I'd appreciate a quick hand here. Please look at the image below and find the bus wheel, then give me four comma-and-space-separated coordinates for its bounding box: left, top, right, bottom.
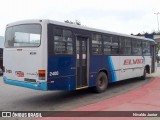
141, 68, 146, 80
94, 72, 108, 93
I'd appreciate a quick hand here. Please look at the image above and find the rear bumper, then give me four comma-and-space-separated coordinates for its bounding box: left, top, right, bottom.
3, 76, 47, 91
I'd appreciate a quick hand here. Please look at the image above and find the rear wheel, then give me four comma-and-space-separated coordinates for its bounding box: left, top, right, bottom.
93, 72, 108, 93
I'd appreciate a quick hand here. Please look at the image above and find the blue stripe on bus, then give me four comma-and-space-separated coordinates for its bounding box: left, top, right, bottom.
3, 76, 47, 91
108, 56, 117, 82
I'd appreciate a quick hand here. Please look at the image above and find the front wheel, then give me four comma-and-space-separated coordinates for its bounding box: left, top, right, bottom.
141, 68, 146, 80
93, 72, 108, 93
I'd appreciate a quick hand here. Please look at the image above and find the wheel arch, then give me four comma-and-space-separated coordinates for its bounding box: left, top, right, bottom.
98, 69, 108, 77
145, 65, 150, 74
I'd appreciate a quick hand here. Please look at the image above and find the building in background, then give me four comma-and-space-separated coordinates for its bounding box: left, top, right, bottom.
131, 32, 160, 42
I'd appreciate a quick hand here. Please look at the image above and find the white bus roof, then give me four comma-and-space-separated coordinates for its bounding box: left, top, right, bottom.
6, 19, 155, 43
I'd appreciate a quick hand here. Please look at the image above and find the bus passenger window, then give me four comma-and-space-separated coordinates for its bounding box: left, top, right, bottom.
142, 42, 151, 56
132, 39, 142, 55
92, 34, 102, 55
103, 35, 119, 55
120, 37, 131, 55
53, 28, 73, 54
104, 35, 111, 55
111, 36, 119, 55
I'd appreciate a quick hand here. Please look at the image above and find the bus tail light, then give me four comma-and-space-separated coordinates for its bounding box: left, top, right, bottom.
38, 70, 45, 80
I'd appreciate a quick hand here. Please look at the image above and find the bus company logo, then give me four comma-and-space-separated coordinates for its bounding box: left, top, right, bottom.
124, 59, 143, 65
15, 71, 24, 77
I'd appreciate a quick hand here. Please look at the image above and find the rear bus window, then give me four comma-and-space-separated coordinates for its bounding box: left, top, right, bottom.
5, 24, 41, 47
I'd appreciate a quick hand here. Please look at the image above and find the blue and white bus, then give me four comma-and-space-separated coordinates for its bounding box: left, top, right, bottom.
3, 19, 156, 93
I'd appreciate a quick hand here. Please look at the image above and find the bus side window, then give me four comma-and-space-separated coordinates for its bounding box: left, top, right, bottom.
103, 35, 111, 55
111, 36, 119, 55
92, 34, 102, 55
53, 28, 73, 54
132, 39, 142, 55
120, 37, 131, 55
142, 41, 151, 56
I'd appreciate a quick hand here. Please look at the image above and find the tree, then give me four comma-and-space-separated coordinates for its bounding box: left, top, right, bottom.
156, 43, 160, 63
64, 20, 81, 25
75, 20, 81, 25
156, 43, 160, 54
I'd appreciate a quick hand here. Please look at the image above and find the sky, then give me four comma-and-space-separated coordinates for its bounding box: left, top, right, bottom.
0, 0, 160, 37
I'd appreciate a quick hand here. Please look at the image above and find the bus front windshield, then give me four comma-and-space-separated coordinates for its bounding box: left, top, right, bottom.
5, 24, 41, 47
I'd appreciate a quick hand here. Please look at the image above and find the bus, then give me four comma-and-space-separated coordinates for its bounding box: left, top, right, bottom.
3, 19, 156, 93
0, 48, 3, 75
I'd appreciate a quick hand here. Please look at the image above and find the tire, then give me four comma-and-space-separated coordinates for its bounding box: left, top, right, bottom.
93, 72, 108, 93
141, 68, 146, 80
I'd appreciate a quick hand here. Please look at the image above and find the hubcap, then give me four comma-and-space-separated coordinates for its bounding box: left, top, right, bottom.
98, 76, 106, 89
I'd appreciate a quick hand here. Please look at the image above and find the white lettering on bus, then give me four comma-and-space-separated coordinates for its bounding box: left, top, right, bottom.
49, 71, 59, 76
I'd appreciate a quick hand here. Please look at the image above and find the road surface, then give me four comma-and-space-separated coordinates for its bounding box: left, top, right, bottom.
0, 67, 159, 111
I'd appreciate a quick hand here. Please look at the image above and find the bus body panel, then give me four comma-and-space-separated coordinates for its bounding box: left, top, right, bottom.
144, 56, 152, 73
89, 55, 152, 86
4, 49, 41, 81
89, 56, 120, 87
119, 56, 144, 80
3, 21, 48, 91
3, 48, 48, 90
47, 56, 76, 90
108, 56, 120, 82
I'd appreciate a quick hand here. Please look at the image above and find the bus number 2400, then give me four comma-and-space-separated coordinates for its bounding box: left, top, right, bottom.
49, 71, 59, 76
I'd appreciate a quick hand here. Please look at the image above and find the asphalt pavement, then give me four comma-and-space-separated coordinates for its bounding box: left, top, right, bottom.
37, 67, 160, 120
0, 72, 155, 112
0, 66, 160, 120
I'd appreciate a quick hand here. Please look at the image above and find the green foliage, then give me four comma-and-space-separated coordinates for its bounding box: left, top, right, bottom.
64, 20, 81, 25
156, 43, 160, 54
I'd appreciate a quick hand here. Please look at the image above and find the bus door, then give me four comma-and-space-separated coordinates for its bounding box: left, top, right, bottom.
151, 44, 156, 73
76, 36, 88, 88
